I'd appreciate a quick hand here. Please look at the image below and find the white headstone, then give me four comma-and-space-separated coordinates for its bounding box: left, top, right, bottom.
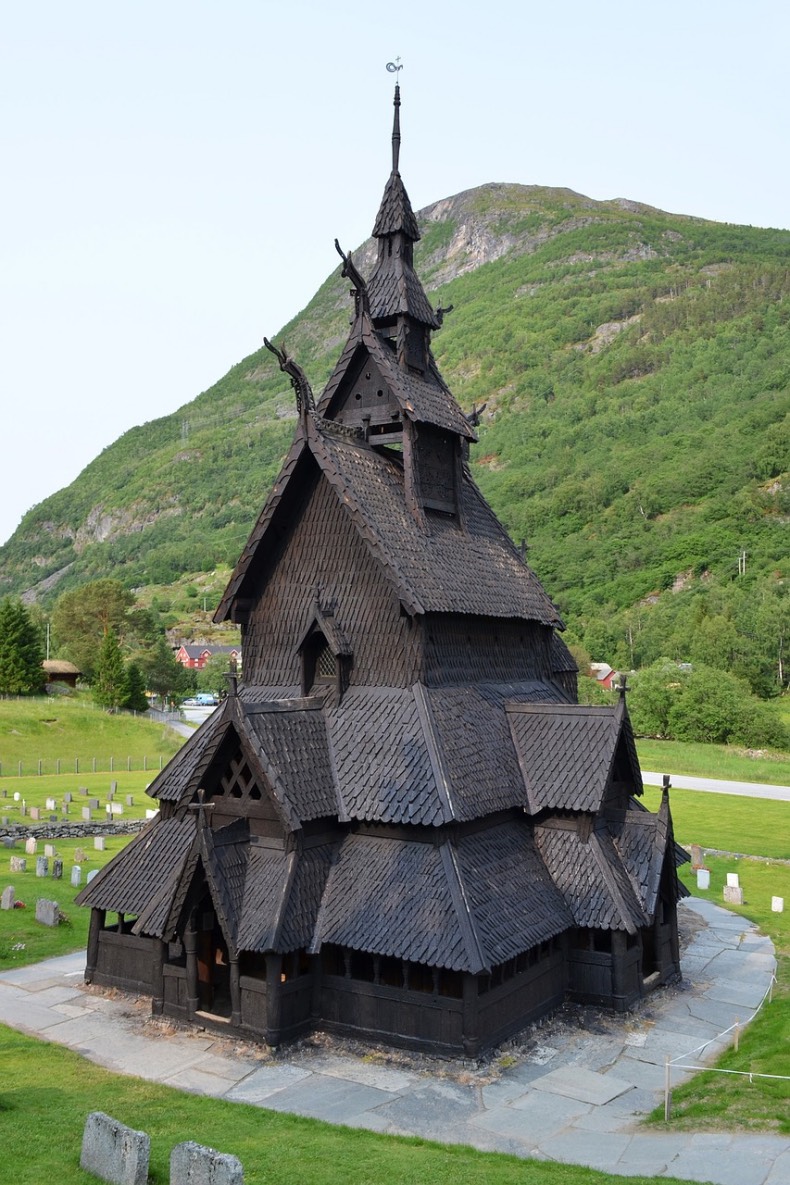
25, 837, 37, 855
44, 843, 55, 858
696, 868, 710, 890
87, 869, 99, 883
94, 836, 106, 851
13, 791, 20, 801
45, 798, 57, 811
726, 872, 740, 888
723, 884, 744, 905
772, 896, 784, 913
145, 809, 158, 819
71, 865, 82, 887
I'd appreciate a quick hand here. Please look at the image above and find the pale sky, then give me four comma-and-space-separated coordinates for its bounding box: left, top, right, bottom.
1, 0, 788, 548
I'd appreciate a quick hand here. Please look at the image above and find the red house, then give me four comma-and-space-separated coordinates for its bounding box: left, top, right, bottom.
174, 644, 241, 671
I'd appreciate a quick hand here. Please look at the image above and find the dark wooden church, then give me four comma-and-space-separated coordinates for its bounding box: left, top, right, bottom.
78, 88, 686, 1057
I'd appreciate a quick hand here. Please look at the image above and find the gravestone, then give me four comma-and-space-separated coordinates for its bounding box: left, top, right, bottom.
80, 1112, 150, 1185
170, 1141, 244, 1185
145, 809, 158, 820
88, 798, 100, 810
110, 803, 123, 816
29, 807, 41, 821
1, 820, 10, 830
13, 792, 20, 801
71, 865, 82, 888
52, 859, 63, 880
87, 869, 99, 883
110, 780, 118, 795
94, 836, 106, 851
25, 837, 37, 855
696, 868, 710, 890
74, 847, 86, 863
772, 896, 784, 913
723, 884, 744, 905
1, 886, 14, 910
9, 856, 26, 873
79, 786, 89, 795
36, 856, 49, 878
726, 872, 740, 888
125, 795, 134, 807
35, 899, 59, 926
82, 807, 92, 822
0, 788, 5, 797
45, 797, 57, 811
64, 792, 73, 803
690, 844, 703, 870
44, 843, 56, 858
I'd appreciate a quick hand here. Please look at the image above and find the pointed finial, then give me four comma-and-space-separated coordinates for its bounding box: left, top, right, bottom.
618, 674, 629, 700
386, 59, 403, 172
662, 773, 671, 799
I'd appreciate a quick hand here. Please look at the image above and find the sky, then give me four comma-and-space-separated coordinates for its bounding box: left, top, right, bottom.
1, 0, 788, 548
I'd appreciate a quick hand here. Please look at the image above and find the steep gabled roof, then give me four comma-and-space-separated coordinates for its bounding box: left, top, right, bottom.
75, 815, 196, 921
216, 414, 561, 627
316, 311, 473, 437
534, 817, 650, 933
507, 699, 642, 814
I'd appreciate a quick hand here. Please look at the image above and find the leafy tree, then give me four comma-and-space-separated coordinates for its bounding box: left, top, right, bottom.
195, 651, 236, 695
627, 659, 688, 738
121, 662, 149, 713
52, 579, 135, 680
0, 598, 45, 695
140, 637, 191, 704
92, 628, 127, 711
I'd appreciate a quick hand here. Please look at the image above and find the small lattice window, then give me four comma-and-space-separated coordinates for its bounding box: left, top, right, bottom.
314, 639, 336, 681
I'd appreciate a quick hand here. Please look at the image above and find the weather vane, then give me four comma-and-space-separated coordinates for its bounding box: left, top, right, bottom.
386, 57, 402, 75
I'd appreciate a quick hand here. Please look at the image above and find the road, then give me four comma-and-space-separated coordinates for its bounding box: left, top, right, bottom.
641, 770, 790, 803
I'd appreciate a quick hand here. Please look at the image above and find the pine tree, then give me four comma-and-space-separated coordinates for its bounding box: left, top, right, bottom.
0, 598, 45, 695
92, 628, 127, 711
121, 661, 149, 712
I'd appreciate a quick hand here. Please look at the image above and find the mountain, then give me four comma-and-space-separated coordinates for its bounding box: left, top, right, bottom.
1, 183, 788, 687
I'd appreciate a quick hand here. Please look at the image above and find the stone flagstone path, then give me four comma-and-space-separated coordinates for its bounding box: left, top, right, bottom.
0, 898, 787, 1184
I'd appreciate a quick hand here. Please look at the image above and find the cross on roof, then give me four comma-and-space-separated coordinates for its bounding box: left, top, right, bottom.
188, 787, 214, 826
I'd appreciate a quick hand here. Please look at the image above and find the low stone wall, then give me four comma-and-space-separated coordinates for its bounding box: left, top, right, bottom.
0, 820, 147, 842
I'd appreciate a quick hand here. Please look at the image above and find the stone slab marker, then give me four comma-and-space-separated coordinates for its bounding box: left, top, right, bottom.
25, 837, 37, 855
772, 896, 784, 913
9, 856, 26, 873
1, 886, 14, 910
35, 899, 60, 926
723, 884, 744, 905
696, 868, 710, 890
726, 872, 740, 888
44, 843, 56, 858
170, 1141, 244, 1185
35, 856, 49, 878
95, 836, 106, 851
71, 865, 82, 887
52, 859, 63, 880
80, 1111, 150, 1185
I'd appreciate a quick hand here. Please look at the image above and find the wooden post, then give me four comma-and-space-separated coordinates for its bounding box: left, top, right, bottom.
85, 908, 105, 983
462, 974, 479, 1058
184, 914, 199, 1015
265, 953, 283, 1046
230, 956, 242, 1027
152, 940, 166, 1015
734, 1018, 740, 1052
664, 1057, 671, 1121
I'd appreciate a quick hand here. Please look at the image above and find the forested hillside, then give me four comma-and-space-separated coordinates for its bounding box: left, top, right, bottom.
1, 184, 787, 694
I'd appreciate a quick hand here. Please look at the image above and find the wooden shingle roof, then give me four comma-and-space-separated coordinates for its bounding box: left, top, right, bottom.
507, 700, 642, 814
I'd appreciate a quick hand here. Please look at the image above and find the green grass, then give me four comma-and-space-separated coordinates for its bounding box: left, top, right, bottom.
1, 771, 161, 824
646, 857, 790, 1131
0, 696, 183, 776
0, 836, 133, 968
636, 738, 790, 787
642, 786, 790, 860
0, 1025, 696, 1185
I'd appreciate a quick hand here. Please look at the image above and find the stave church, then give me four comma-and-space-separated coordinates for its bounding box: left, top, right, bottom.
78, 86, 687, 1056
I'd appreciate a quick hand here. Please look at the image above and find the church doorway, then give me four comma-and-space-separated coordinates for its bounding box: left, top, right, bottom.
195, 903, 232, 1019
640, 923, 659, 987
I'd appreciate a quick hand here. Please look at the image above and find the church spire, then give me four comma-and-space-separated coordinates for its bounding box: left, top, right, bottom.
392, 83, 401, 174
369, 83, 438, 339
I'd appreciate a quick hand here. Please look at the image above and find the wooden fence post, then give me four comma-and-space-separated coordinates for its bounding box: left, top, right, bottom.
664, 1057, 671, 1121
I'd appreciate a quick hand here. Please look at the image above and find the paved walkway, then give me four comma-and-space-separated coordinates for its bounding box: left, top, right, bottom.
0, 899, 787, 1184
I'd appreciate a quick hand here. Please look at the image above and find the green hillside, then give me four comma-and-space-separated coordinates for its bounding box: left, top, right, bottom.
1, 184, 788, 692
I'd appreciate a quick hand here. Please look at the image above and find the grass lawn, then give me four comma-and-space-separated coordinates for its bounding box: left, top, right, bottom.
0, 1025, 696, 1185
0, 695, 183, 777
642, 786, 790, 861
636, 738, 790, 786
1, 771, 161, 825
0, 835, 133, 968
